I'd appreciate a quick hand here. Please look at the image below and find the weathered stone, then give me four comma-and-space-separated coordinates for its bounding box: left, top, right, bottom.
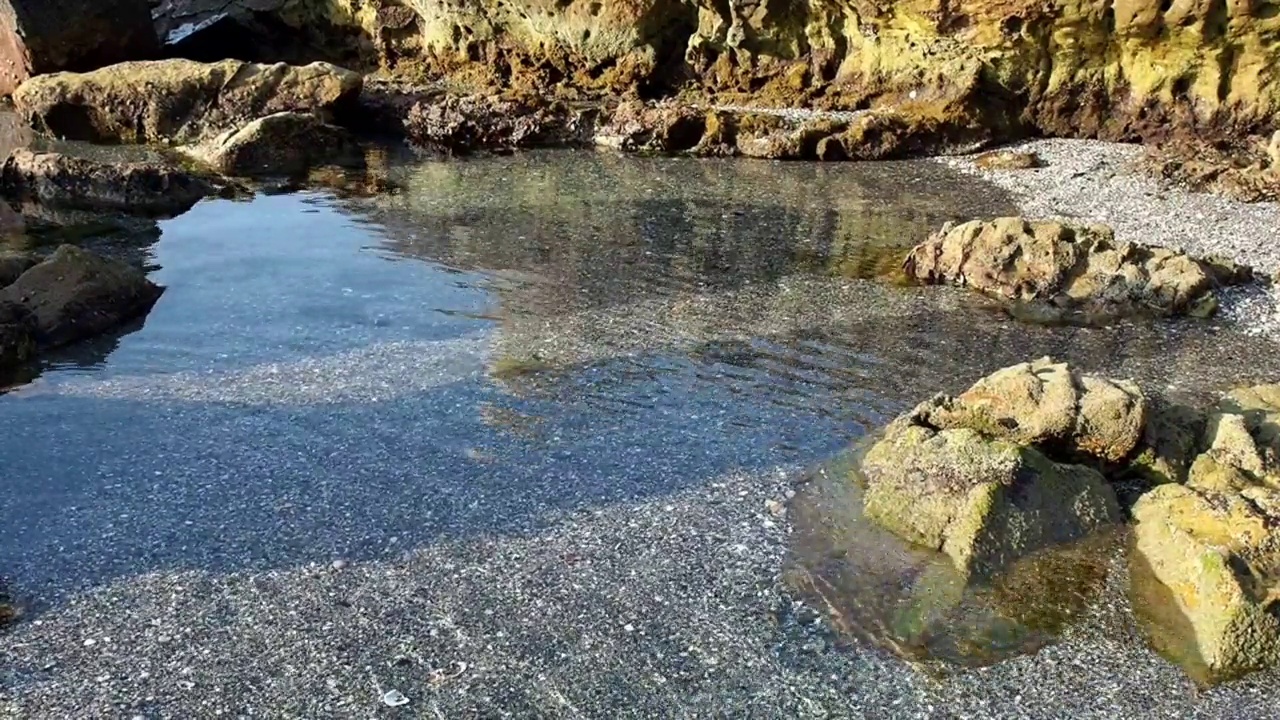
860, 417, 1120, 580
974, 150, 1043, 170
905, 218, 1243, 321
1131, 482, 1280, 683
917, 357, 1147, 464
182, 111, 361, 177
13, 59, 362, 145
403, 94, 580, 153
0, 0, 159, 96
593, 101, 707, 153
0, 149, 216, 216
2, 245, 163, 349
0, 249, 36, 287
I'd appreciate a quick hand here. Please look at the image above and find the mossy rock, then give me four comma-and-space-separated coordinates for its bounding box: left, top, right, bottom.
1130, 482, 1280, 684
860, 420, 1120, 580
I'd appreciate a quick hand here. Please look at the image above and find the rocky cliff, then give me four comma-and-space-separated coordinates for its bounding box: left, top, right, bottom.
230, 0, 1280, 144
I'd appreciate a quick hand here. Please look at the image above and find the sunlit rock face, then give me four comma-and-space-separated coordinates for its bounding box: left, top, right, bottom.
158, 0, 1280, 145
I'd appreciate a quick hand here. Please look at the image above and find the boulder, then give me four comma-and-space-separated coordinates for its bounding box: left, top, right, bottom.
181, 111, 361, 177
904, 218, 1247, 320
0, 249, 36, 287
2, 245, 163, 349
13, 59, 362, 144
0, 0, 159, 95
1131, 482, 1280, 682
860, 412, 1120, 579
913, 357, 1147, 464
0, 149, 217, 216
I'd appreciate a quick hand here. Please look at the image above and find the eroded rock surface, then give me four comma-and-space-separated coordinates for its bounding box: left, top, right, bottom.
2, 245, 163, 349
13, 59, 362, 144
904, 218, 1249, 321
858, 358, 1131, 579
0, 0, 158, 95
0, 149, 217, 216
1132, 481, 1280, 684
183, 111, 361, 177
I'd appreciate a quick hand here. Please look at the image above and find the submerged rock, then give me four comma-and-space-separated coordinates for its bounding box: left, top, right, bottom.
904, 217, 1248, 321
858, 359, 1131, 579
182, 111, 361, 177
0, 0, 159, 95
0, 149, 217, 216
788, 449, 1116, 669
13, 59, 362, 144
2, 245, 163, 349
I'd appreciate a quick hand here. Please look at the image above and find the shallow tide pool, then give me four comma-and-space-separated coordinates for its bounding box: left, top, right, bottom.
3, 150, 1280, 717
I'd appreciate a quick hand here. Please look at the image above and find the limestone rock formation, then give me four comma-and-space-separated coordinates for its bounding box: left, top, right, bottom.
904, 218, 1248, 321
0, 0, 158, 95
13, 59, 362, 144
917, 358, 1148, 464
403, 94, 582, 153
2, 245, 164, 349
182, 111, 361, 177
858, 359, 1132, 578
0, 149, 217, 216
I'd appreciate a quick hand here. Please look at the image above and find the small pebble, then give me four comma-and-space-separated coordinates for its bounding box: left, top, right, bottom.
382, 690, 410, 707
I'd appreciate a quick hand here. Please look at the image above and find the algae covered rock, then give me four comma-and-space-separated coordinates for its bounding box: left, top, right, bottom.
2, 245, 163, 349
1131, 482, 1280, 683
861, 419, 1119, 579
859, 360, 1133, 579
904, 217, 1246, 321
182, 111, 361, 177
0, 149, 217, 216
13, 59, 362, 144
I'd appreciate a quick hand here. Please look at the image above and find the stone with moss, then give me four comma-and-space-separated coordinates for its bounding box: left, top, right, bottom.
1131, 482, 1280, 683
860, 403, 1120, 579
